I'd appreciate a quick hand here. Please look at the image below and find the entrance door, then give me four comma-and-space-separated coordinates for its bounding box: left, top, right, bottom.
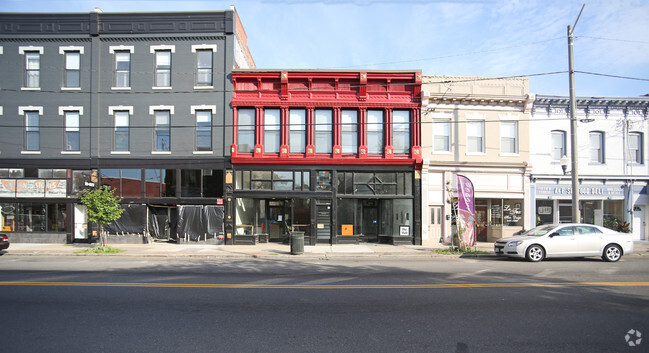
475, 205, 488, 241
633, 206, 646, 241
362, 205, 378, 242
316, 202, 331, 244
559, 203, 572, 223
74, 204, 88, 240
429, 206, 442, 243
268, 201, 287, 243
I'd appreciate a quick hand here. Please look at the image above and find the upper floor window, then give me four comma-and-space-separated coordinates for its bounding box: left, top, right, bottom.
24, 110, 40, 151
113, 111, 130, 152
629, 132, 644, 164
154, 50, 172, 87
551, 130, 566, 160
589, 131, 605, 164
289, 109, 306, 154
466, 120, 485, 153
264, 108, 281, 153
500, 121, 518, 154
196, 49, 213, 86
64, 111, 80, 151
341, 110, 358, 154
315, 109, 332, 154
21, 48, 42, 89
392, 110, 410, 154
195, 110, 212, 152
367, 110, 384, 155
154, 110, 171, 152
112, 50, 131, 88
433, 119, 451, 153
237, 108, 255, 153
60, 46, 83, 89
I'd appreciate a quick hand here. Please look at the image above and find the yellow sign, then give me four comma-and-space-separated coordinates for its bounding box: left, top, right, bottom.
341, 224, 353, 236
2, 226, 11, 231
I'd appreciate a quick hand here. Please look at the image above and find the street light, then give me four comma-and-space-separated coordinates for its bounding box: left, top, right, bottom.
560, 155, 570, 175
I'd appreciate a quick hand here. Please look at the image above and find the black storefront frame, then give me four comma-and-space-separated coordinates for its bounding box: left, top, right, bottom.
230, 165, 421, 245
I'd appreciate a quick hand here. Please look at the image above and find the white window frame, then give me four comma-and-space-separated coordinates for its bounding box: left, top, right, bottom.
366, 110, 384, 155
466, 120, 485, 154
431, 112, 452, 154
191, 44, 217, 89
19, 106, 43, 154
191, 105, 216, 154
109, 45, 134, 90
20, 46, 44, 91
109, 106, 133, 154
59, 46, 84, 90
589, 131, 605, 164
340, 110, 358, 154
263, 108, 281, 154
315, 109, 333, 154
150, 45, 175, 89
150, 105, 174, 154
629, 132, 643, 165
59, 106, 84, 154
551, 130, 567, 161
237, 108, 256, 154
500, 121, 519, 155
392, 110, 410, 154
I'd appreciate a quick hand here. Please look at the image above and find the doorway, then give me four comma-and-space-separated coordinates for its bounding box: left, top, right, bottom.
73, 204, 87, 240
633, 206, 646, 241
362, 200, 379, 242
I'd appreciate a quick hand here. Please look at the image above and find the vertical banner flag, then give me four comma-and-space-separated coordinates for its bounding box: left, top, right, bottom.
457, 174, 476, 247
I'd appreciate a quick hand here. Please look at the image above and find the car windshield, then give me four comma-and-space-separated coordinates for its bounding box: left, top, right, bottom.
524, 225, 557, 237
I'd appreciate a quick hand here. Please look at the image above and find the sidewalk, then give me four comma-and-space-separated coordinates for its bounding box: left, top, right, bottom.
3, 241, 648, 259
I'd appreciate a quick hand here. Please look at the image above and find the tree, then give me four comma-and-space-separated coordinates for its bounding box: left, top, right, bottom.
80, 186, 124, 247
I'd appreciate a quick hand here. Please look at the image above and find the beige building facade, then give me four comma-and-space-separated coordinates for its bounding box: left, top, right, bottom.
421, 75, 534, 245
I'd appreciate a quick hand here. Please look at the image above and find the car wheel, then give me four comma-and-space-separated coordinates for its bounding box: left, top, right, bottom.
525, 245, 545, 262
602, 244, 622, 262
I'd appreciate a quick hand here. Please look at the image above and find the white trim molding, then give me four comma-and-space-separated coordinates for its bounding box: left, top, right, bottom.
190, 105, 217, 114
58, 106, 84, 116
59, 46, 85, 55
108, 106, 134, 115
149, 105, 175, 115
109, 45, 134, 54
191, 44, 217, 53
19, 46, 44, 54
499, 112, 520, 121
19, 106, 44, 115
150, 45, 176, 53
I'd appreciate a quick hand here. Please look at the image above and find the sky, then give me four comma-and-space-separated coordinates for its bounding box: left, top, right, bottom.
2, 0, 648, 97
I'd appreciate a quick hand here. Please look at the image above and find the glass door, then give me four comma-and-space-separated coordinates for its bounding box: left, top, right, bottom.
74, 204, 88, 240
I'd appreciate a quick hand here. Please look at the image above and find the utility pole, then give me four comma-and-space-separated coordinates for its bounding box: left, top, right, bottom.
567, 4, 585, 223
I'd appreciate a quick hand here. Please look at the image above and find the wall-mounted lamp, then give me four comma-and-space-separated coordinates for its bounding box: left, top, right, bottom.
560, 155, 570, 175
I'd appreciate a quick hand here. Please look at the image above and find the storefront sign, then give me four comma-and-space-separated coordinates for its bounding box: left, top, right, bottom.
341, 224, 353, 236
457, 175, 476, 247
536, 185, 624, 198
0, 180, 16, 197
399, 226, 410, 236
16, 180, 46, 197
45, 180, 67, 198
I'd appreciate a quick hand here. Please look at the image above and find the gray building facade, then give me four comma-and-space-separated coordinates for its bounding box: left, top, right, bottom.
0, 9, 254, 243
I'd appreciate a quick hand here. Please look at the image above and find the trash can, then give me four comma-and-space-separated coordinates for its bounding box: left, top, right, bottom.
290, 231, 304, 255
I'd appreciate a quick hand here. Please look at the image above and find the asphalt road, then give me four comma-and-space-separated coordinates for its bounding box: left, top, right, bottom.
1, 256, 648, 353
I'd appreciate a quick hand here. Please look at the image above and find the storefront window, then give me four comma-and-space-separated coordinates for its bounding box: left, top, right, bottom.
181, 169, 201, 197
235, 198, 255, 235
316, 171, 331, 191
489, 199, 523, 226
393, 199, 412, 236
536, 200, 553, 226
603, 200, 624, 230
0, 202, 66, 232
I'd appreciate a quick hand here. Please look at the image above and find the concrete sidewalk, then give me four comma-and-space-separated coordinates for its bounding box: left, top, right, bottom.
2, 241, 648, 259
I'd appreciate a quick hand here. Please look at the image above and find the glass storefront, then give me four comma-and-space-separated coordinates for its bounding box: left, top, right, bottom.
0, 202, 67, 233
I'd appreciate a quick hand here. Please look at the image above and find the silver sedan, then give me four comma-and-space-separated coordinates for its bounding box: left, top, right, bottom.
494, 223, 634, 262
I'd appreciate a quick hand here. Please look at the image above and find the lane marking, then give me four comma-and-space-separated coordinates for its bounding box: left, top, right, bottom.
1, 281, 649, 289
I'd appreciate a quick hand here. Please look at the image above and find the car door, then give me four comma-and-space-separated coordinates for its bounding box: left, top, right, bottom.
543, 225, 576, 256
574, 225, 604, 255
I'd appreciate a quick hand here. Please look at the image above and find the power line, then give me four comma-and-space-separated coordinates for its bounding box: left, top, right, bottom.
575, 71, 649, 82
578, 35, 649, 45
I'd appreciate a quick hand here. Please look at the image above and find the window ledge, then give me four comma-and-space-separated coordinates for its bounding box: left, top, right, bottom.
21, 87, 41, 91
466, 152, 486, 156
194, 86, 214, 90
152, 151, 171, 155
21, 150, 41, 154
193, 151, 213, 155
111, 151, 131, 155
152, 86, 172, 90
499, 153, 520, 157
111, 87, 131, 91
61, 87, 81, 91
61, 151, 81, 154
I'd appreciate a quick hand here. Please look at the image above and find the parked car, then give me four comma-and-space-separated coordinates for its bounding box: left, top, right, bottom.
0, 234, 9, 251
494, 224, 634, 262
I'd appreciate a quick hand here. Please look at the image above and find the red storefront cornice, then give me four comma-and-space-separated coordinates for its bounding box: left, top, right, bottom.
231, 156, 419, 167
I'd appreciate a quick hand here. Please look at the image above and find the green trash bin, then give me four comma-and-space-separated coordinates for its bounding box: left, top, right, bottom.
290, 231, 304, 255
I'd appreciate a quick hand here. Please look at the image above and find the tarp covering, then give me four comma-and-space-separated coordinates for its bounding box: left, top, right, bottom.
105, 204, 147, 234
176, 205, 224, 241
148, 206, 177, 240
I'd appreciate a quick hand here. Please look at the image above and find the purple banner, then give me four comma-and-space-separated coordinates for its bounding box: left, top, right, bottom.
457, 175, 476, 247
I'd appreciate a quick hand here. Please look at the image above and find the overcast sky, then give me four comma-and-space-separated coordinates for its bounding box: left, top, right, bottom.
2, 0, 648, 97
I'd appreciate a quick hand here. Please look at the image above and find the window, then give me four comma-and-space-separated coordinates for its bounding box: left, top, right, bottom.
145, 169, 176, 197
24, 111, 40, 151
367, 110, 384, 154
64, 51, 80, 88
315, 109, 332, 154
154, 111, 171, 151
289, 109, 306, 153
500, 121, 518, 154
433, 119, 451, 152
629, 132, 643, 164
113, 111, 130, 151
196, 49, 213, 86
64, 111, 80, 151
154, 50, 171, 87
237, 108, 255, 153
196, 111, 212, 151
264, 109, 280, 153
341, 110, 358, 154
100, 169, 141, 197
466, 120, 484, 153
392, 110, 410, 154
551, 130, 566, 160
25, 51, 40, 88
114, 51, 130, 88
589, 131, 604, 163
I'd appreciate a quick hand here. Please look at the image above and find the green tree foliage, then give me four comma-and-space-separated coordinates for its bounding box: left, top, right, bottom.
80, 186, 124, 246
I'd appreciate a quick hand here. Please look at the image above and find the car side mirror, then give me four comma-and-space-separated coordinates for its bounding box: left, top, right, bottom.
549, 232, 559, 238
